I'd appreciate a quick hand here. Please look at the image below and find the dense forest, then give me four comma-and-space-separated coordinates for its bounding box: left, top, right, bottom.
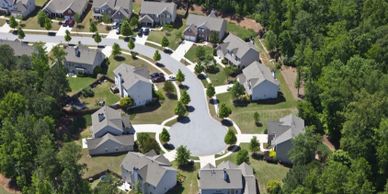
0, 44, 94, 193
195, 0, 388, 193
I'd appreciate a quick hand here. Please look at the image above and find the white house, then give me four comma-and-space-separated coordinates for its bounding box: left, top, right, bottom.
238, 61, 279, 101
113, 64, 153, 106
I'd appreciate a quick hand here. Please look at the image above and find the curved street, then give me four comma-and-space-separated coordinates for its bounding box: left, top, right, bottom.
0, 32, 227, 156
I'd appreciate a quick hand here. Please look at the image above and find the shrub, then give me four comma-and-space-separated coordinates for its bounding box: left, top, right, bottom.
120, 96, 134, 110
221, 58, 228, 64
155, 90, 165, 101
236, 149, 249, 165
205, 64, 219, 74
137, 133, 161, 154
224, 65, 239, 76
81, 87, 94, 97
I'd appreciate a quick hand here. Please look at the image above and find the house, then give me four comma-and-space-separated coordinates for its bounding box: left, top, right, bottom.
238, 61, 279, 101
198, 161, 257, 194
86, 105, 135, 156
184, 12, 226, 42
114, 64, 153, 106
121, 150, 177, 194
0, 0, 35, 18
64, 45, 105, 75
92, 0, 132, 23
43, 0, 88, 19
267, 114, 305, 164
217, 33, 260, 68
90, 105, 133, 138
139, 1, 176, 27
0, 39, 34, 56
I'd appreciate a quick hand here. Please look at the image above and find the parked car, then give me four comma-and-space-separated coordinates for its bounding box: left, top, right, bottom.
150, 72, 164, 78
112, 22, 120, 29
152, 76, 165, 83
166, 75, 176, 81
142, 27, 150, 35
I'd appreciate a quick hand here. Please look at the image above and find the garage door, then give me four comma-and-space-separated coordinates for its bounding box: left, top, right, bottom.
184, 35, 196, 42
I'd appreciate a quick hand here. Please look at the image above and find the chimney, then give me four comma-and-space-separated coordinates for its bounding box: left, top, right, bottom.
98, 113, 105, 122
75, 46, 80, 57
223, 168, 230, 183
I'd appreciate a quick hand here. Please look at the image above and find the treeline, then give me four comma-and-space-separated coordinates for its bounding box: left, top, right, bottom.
0, 44, 109, 193
249, 0, 388, 193
190, 0, 259, 16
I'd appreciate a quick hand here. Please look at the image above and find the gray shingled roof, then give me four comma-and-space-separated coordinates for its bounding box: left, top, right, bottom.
44, 0, 88, 15
218, 33, 257, 58
65, 45, 105, 66
186, 13, 226, 32
199, 161, 257, 193
86, 133, 134, 150
91, 105, 132, 137
113, 64, 151, 91
121, 152, 175, 187
239, 61, 279, 91
268, 114, 305, 145
0, 40, 34, 56
140, 1, 176, 15
93, 0, 132, 18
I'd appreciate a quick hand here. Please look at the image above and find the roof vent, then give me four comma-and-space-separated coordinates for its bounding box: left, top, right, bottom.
98, 113, 105, 122
223, 168, 230, 183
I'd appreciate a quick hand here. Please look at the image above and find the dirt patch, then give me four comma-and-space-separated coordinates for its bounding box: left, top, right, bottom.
177, 4, 263, 32
0, 174, 20, 194
322, 135, 336, 151
280, 66, 304, 100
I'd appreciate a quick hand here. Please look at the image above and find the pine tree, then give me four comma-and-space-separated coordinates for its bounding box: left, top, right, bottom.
224, 128, 237, 145
180, 90, 191, 105
160, 128, 170, 144
153, 50, 161, 61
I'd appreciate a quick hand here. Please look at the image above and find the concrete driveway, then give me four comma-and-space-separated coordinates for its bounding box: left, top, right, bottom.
0, 32, 227, 156
171, 40, 193, 61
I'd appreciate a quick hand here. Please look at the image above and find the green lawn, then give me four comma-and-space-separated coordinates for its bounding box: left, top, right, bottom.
217, 144, 289, 194
80, 81, 120, 108
147, 18, 186, 50
107, 55, 159, 79
227, 22, 256, 40
0, 19, 6, 26
216, 72, 297, 133
0, 186, 12, 194
21, 15, 61, 30
166, 162, 200, 194
67, 76, 96, 95
129, 82, 178, 124
79, 149, 126, 178
35, 0, 47, 7
184, 45, 214, 64
206, 64, 229, 86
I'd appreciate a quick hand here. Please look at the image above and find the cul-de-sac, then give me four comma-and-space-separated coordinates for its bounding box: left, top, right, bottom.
0, 0, 387, 194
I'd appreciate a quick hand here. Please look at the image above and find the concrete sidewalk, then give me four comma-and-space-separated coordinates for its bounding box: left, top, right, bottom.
57, 26, 72, 36
171, 40, 193, 61
215, 84, 232, 94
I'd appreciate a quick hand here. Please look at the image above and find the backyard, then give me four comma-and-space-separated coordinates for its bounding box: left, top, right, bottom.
216, 71, 297, 133
147, 17, 186, 50
227, 22, 257, 40
166, 162, 200, 194
79, 149, 126, 178
79, 80, 120, 109
67, 76, 96, 95
217, 144, 289, 194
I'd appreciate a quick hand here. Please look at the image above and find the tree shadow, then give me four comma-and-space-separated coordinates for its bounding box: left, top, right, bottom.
166, 182, 184, 194
186, 106, 195, 112
197, 74, 206, 80
127, 101, 162, 114
227, 145, 240, 152
209, 98, 219, 105
164, 49, 173, 54
177, 116, 190, 124
156, 62, 165, 68
163, 143, 175, 151
178, 161, 196, 172
114, 55, 125, 62
166, 93, 177, 100
179, 84, 189, 90
221, 119, 233, 127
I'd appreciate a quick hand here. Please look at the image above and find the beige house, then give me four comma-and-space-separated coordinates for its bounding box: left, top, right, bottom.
92, 0, 132, 23
184, 11, 226, 42
64, 45, 105, 75
139, 1, 176, 27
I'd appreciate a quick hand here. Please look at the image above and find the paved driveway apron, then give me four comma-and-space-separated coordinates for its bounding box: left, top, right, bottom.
0, 32, 227, 156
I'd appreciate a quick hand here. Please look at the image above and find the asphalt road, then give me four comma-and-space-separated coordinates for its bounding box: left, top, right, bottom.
0, 32, 227, 156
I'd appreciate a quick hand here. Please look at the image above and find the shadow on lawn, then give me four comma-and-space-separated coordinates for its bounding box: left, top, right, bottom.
127, 101, 162, 114
233, 92, 286, 107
